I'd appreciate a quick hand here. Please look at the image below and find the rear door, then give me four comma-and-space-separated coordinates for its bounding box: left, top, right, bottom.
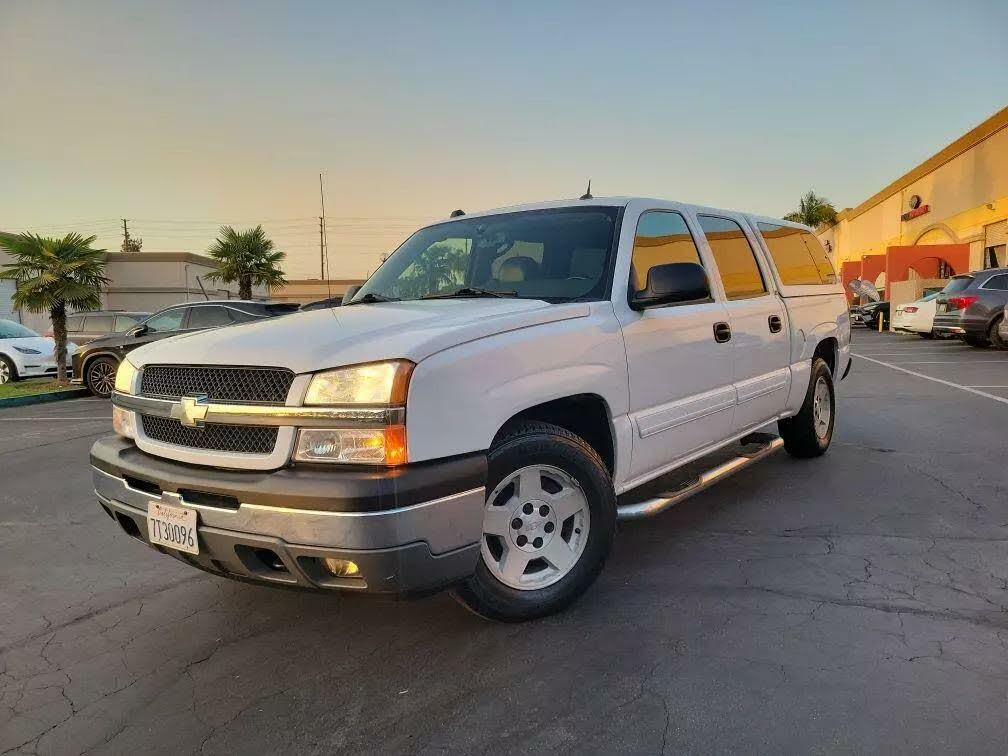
694, 213, 790, 430
617, 208, 735, 481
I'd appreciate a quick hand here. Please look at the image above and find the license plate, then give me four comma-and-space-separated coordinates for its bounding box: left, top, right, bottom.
147, 501, 199, 555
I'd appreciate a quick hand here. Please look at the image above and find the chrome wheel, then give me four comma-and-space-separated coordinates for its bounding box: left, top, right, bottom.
0, 360, 11, 384
481, 464, 590, 590
88, 360, 117, 396
812, 376, 831, 440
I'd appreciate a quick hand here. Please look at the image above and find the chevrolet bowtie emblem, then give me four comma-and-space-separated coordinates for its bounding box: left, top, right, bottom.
170, 394, 209, 428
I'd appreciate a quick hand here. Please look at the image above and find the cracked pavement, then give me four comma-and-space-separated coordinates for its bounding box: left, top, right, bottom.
2, 331, 1007, 754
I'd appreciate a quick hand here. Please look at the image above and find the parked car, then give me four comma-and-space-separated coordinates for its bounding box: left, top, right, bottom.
999, 304, 1008, 346
73, 300, 299, 397
891, 292, 940, 338
933, 268, 1008, 348
92, 197, 850, 621
851, 300, 890, 329
47, 310, 149, 344
0, 319, 77, 384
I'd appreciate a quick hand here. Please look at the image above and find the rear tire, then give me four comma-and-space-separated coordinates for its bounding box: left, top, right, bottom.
452, 421, 615, 622
964, 334, 989, 348
0, 355, 18, 384
989, 317, 1007, 350
778, 357, 834, 459
85, 356, 119, 397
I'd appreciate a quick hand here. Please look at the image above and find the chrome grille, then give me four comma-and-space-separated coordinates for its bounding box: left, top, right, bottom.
141, 415, 278, 454
140, 365, 294, 404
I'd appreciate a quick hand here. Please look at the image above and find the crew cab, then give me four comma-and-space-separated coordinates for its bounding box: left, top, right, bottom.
91, 198, 850, 621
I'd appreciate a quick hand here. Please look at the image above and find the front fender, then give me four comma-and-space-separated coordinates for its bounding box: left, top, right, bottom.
405, 304, 628, 464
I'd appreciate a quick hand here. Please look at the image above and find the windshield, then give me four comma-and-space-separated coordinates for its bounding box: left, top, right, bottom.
0, 319, 40, 339
351, 206, 621, 304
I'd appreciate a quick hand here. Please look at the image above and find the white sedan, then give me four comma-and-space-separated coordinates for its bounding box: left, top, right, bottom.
0, 319, 78, 384
891, 293, 940, 338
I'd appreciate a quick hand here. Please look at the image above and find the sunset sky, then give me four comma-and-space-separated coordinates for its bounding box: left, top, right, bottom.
2, 0, 1006, 280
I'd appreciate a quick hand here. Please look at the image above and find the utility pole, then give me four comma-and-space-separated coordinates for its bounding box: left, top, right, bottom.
319, 217, 325, 279
122, 219, 130, 247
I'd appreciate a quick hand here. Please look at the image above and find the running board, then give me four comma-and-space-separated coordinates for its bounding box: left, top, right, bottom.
616, 434, 785, 521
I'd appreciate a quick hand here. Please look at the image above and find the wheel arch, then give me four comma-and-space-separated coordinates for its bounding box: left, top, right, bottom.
812, 336, 839, 376
80, 351, 121, 380
491, 393, 616, 475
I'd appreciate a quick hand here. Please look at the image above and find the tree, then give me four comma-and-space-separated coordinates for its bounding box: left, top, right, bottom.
0, 232, 110, 383
121, 234, 143, 254
204, 225, 286, 300
783, 190, 838, 229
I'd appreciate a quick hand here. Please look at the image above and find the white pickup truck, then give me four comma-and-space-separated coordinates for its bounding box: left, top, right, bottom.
93, 197, 850, 621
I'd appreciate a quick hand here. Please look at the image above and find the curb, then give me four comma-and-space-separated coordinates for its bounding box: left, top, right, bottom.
0, 388, 91, 409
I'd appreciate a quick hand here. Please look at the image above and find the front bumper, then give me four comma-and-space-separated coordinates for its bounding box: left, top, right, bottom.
91, 436, 487, 594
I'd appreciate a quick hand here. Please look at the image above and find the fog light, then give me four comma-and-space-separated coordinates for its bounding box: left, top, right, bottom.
323, 558, 360, 578
112, 405, 136, 439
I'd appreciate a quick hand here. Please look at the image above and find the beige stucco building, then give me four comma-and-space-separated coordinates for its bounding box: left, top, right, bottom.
817, 106, 1008, 305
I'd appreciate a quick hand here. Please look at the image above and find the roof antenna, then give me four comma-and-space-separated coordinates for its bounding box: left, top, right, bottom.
450, 209, 465, 217
319, 172, 332, 301
579, 180, 592, 200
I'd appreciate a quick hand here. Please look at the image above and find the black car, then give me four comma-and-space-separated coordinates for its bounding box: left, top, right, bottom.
72, 300, 299, 396
932, 268, 1008, 348
851, 300, 890, 329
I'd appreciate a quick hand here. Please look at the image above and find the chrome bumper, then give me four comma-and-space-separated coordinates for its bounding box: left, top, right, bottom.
93, 466, 484, 593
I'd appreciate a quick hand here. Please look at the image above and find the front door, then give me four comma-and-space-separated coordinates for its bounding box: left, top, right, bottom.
694, 214, 790, 429
617, 209, 735, 482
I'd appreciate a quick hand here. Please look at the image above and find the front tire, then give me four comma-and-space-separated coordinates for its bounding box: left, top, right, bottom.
453, 421, 615, 622
778, 357, 835, 458
0, 355, 18, 384
85, 356, 119, 397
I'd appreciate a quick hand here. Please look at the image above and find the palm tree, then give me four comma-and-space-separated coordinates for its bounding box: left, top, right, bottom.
0, 232, 110, 383
784, 190, 838, 229
203, 226, 286, 299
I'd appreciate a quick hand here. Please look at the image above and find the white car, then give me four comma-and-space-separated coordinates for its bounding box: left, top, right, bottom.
0, 319, 78, 383
93, 197, 850, 621
892, 293, 940, 338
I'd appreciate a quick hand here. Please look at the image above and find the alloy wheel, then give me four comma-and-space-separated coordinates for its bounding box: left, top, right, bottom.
89, 361, 117, 396
812, 376, 831, 440
480, 464, 590, 590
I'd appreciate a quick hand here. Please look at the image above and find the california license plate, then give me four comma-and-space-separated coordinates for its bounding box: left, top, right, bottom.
147, 501, 199, 555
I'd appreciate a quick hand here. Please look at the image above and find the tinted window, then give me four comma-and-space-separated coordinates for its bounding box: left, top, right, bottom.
187, 306, 233, 329
352, 207, 619, 303
698, 215, 767, 300
982, 274, 1008, 290
66, 315, 84, 332
942, 277, 974, 294
144, 308, 187, 333
630, 211, 703, 291
84, 315, 114, 333
114, 315, 140, 331
801, 232, 837, 283
757, 222, 823, 285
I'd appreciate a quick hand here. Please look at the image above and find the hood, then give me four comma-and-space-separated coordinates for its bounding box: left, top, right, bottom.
127, 299, 590, 374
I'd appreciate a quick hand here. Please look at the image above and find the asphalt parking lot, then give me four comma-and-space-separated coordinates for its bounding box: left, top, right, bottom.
2, 330, 1007, 755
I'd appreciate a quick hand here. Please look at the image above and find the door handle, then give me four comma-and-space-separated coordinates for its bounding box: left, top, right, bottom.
768, 314, 783, 333
713, 322, 732, 343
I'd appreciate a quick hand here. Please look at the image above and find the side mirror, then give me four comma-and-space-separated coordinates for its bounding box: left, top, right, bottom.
342, 285, 361, 304
128, 325, 147, 337
630, 262, 711, 310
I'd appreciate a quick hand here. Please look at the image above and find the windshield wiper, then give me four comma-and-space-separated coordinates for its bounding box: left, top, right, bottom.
422, 287, 517, 300
347, 292, 399, 305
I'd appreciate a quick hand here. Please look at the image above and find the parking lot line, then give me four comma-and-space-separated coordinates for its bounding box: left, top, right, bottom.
0, 416, 110, 421
852, 353, 1008, 406
881, 360, 1008, 364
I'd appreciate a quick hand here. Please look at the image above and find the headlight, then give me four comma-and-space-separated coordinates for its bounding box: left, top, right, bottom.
304, 360, 413, 405
112, 406, 136, 439
294, 426, 407, 465
114, 359, 138, 394
13, 346, 42, 355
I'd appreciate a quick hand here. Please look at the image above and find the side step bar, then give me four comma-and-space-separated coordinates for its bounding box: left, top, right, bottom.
616, 434, 785, 521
